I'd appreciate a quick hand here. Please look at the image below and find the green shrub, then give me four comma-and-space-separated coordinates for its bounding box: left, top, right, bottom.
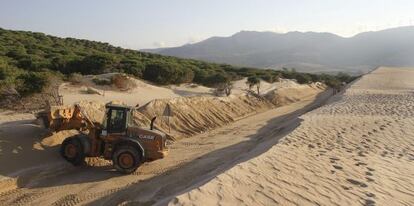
143, 61, 193, 84
204, 73, 230, 87
295, 73, 312, 84
120, 60, 145, 78
0, 67, 6, 80
16, 72, 49, 95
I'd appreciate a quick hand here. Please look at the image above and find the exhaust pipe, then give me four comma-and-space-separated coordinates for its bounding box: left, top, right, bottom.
150, 117, 156, 130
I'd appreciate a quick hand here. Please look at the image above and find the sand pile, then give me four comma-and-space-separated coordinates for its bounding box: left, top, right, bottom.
48, 93, 274, 140
60, 74, 181, 107
232, 78, 304, 94
169, 67, 414, 206
60, 81, 324, 140
138, 94, 274, 140
264, 82, 326, 106
76, 100, 107, 124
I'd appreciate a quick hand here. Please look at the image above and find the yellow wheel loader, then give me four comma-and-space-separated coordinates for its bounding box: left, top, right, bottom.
37, 102, 168, 174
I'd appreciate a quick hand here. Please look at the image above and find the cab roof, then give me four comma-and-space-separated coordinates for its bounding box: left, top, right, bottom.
105, 103, 133, 110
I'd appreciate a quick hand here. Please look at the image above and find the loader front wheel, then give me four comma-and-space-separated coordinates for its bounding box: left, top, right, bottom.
112, 145, 141, 174
60, 137, 85, 166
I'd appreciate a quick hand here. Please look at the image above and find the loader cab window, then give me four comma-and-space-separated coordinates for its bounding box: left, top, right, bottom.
107, 108, 127, 133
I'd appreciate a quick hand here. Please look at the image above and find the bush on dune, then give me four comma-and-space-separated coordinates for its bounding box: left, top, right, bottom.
16, 72, 49, 96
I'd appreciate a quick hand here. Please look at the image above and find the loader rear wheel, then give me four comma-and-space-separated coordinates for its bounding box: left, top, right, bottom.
60, 137, 85, 166
112, 145, 142, 174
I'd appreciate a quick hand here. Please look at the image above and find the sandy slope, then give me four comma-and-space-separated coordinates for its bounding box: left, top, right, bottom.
60, 76, 181, 106
169, 67, 414, 206
60, 74, 305, 107
0, 77, 329, 205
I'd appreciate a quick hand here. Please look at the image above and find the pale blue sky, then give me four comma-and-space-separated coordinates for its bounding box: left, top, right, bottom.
1, 0, 413, 49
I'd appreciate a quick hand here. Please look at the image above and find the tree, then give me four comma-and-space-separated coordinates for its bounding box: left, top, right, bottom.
78, 54, 118, 74
16, 72, 49, 96
336, 72, 352, 83
224, 82, 233, 96
206, 73, 233, 96
295, 73, 312, 84
176, 67, 195, 83
120, 59, 145, 78
143, 61, 182, 84
260, 73, 274, 83
0, 59, 7, 80
247, 76, 261, 95
0, 68, 5, 81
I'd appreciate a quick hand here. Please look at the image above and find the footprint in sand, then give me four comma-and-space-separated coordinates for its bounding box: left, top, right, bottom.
358, 151, 366, 157
364, 199, 376, 206
366, 192, 376, 198
346, 179, 368, 188
355, 162, 367, 166
366, 177, 375, 182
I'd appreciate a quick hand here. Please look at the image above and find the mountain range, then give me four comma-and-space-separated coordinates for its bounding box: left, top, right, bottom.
143, 26, 414, 74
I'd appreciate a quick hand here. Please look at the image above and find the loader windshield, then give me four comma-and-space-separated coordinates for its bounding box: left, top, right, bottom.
108, 109, 126, 133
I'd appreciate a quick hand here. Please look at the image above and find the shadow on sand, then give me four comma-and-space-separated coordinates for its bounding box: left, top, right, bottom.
0, 119, 125, 188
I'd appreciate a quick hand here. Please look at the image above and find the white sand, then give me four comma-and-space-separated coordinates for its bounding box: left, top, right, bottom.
168, 67, 414, 206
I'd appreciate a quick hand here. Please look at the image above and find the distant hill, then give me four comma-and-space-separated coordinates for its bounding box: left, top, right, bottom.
146, 26, 414, 74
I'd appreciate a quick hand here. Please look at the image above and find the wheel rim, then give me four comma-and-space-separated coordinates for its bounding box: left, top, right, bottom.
119, 153, 134, 169
65, 144, 77, 158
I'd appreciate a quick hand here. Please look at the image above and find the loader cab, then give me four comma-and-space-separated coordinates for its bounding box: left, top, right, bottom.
103, 104, 132, 134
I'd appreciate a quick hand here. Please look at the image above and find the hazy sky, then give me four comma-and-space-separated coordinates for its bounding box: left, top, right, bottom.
1, 0, 413, 49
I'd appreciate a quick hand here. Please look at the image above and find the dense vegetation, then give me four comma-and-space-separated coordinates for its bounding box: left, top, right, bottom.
0, 28, 357, 97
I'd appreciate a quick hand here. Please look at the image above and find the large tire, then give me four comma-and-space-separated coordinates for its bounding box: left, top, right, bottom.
112, 144, 142, 174
60, 136, 86, 166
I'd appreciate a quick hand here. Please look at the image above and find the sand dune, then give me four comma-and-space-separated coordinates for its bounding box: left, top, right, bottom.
60, 74, 305, 107
138, 94, 274, 140
60, 75, 181, 106
168, 67, 414, 206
